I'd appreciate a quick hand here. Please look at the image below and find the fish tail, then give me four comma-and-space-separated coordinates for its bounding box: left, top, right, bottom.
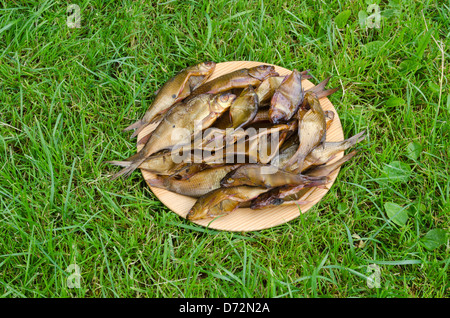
130, 122, 148, 139
342, 130, 367, 149
286, 153, 305, 173
104, 160, 132, 167
108, 152, 146, 181
136, 112, 166, 145
308, 150, 359, 178
305, 176, 329, 187
123, 119, 144, 133
300, 69, 313, 80
307, 76, 340, 99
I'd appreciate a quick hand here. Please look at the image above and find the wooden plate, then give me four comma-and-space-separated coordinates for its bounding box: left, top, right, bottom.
137, 61, 344, 232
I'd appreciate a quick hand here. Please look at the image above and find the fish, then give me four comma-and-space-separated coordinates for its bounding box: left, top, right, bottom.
269, 69, 304, 124
250, 151, 358, 210
107, 148, 221, 178
249, 180, 326, 210
286, 130, 366, 173
144, 164, 243, 197
108, 92, 235, 180
255, 70, 312, 105
124, 61, 216, 138
220, 163, 326, 189
284, 92, 327, 172
106, 150, 181, 176
304, 150, 358, 178
229, 85, 259, 129
187, 65, 279, 99
186, 186, 269, 221
269, 75, 339, 124
268, 110, 334, 170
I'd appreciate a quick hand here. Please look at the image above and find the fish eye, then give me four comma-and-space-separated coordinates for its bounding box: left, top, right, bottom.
220, 95, 229, 102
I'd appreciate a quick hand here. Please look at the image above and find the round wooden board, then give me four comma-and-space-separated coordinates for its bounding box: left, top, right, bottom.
137, 61, 344, 232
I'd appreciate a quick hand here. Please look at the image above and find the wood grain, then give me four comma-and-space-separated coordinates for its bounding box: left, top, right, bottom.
137, 61, 344, 232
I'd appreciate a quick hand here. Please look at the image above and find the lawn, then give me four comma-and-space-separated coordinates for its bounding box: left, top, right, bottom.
0, 0, 448, 298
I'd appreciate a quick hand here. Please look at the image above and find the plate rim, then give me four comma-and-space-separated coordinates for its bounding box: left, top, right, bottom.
138, 61, 344, 232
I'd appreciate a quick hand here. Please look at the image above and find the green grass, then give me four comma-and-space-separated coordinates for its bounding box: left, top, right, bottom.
0, 0, 449, 298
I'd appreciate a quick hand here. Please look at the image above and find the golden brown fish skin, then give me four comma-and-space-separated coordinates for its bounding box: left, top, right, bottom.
229, 85, 259, 129
187, 186, 269, 221
269, 69, 304, 124
284, 92, 327, 172
188, 65, 279, 99
145, 164, 243, 197
147, 93, 235, 155
109, 93, 235, 180
168, 162, 225, 180
125, 61, 216, 138
220, 163, 326, 189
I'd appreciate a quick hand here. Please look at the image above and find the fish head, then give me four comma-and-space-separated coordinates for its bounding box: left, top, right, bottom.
250, 192, 283, 210
187, 203, 209, 221
269, 107, 289, 124
248, 65, 279, 81
187, 189, 238, 220
302, 92, 321, 111
210, 92, 236, 115
220, 168, 252, 187
195, 61, 216, 75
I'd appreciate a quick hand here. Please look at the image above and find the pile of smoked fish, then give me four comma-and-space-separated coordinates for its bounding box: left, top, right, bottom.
107, 62, 366, 221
